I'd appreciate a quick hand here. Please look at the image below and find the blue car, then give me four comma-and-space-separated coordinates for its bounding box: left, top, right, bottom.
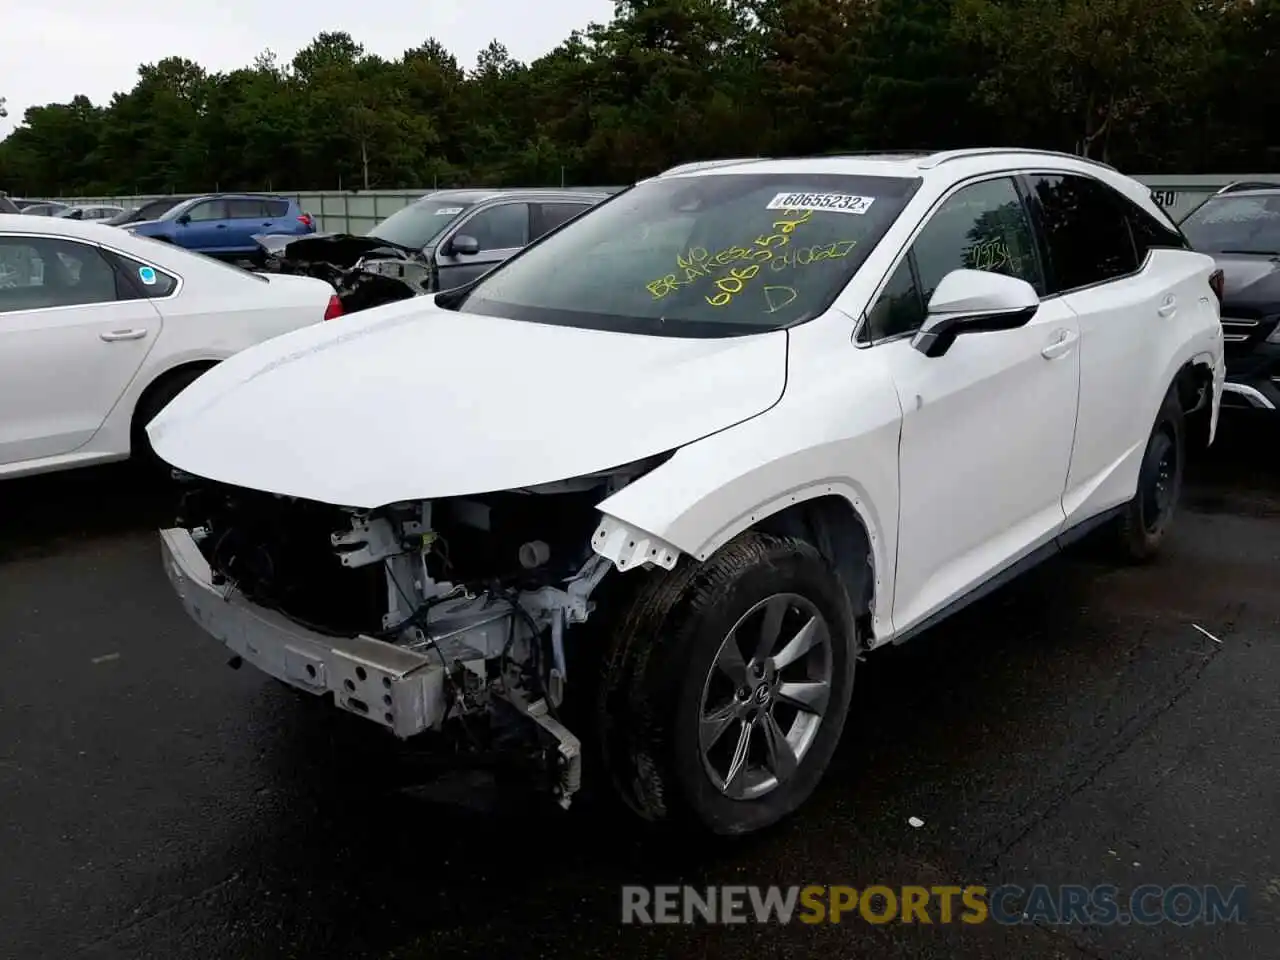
128, 193, 315, 259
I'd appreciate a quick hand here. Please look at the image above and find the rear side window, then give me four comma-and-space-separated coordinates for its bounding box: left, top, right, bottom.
227, 199, 268, 218
531, 202, 590, 240
1026, 174, 1139, 293
266, 199, 290, 217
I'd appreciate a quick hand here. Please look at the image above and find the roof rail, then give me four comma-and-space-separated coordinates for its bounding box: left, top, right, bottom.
816, 149, 933, 158
1214, 180, 1280, 195
917, 147, 1119, 172
656, 158, 769, 177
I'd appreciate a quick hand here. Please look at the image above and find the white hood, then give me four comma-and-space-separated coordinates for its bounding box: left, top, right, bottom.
148, 298, 788, 507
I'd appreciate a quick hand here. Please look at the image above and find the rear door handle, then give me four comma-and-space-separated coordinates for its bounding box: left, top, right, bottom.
1041, 328, 1078, 360
101, 329, 147, 342
1157, 295, 1177, 318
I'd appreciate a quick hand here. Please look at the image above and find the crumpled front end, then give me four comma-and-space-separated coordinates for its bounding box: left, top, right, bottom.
253, 233, 433, 314
160, 456, 673, 806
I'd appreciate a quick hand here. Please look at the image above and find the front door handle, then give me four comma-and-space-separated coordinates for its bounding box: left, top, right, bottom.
1041, 328, 1078, 360
101, 329, 147, 342
1157, 295, 1177, 318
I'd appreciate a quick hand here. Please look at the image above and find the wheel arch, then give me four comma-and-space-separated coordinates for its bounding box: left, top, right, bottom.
595, 483, 888, 643
1171, 354, 1216, 451
129, 359, 219, 441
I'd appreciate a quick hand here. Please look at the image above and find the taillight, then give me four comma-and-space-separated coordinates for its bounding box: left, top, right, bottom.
298, 213, 314, 229
323, 294, 343, 321
1209, 268, 1225, 306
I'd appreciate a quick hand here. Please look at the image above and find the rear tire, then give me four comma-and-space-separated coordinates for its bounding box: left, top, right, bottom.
131, 365, 212, 472
1114, 385, 1184, 562
598, 531, 858, 836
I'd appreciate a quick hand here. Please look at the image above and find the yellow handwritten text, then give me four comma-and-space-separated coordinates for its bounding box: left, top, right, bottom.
770, 239, 858, 273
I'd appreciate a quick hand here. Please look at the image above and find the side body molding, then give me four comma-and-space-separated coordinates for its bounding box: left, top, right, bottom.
592, 337, 905, 642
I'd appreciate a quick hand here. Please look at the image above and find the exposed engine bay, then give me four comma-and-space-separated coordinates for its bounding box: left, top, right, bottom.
253, 233, 433, 313
167, 456, 670, 806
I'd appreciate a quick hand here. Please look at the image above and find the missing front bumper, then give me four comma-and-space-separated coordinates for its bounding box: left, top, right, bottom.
160, 527, 447, 737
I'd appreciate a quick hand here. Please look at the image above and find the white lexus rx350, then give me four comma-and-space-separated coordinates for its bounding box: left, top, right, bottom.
150, 149, 1225, 836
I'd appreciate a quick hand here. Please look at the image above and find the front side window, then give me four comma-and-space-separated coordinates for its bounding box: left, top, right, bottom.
453, 173, 921, 337
185, 200, 227, 222
1027, 174, 1139, 292
0, 237, 119, 313
1179, 194, 1280, 256
865, 177, 1041, 341
458, 203, 529, 251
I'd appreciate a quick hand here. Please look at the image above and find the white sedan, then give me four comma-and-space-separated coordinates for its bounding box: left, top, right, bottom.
0, 214, 341, 479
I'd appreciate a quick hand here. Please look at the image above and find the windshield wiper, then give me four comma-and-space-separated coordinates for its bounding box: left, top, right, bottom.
1218, 248, 1280, 257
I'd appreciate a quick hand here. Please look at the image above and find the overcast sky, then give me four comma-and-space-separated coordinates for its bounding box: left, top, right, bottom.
1, 0, 606, 136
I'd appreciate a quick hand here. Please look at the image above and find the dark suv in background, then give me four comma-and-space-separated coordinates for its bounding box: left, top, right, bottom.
1180, 182, 1280, 413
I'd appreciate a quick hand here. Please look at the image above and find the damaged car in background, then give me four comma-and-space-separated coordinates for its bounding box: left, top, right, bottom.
152, 150, 1223, 836
253, 187, 614, 313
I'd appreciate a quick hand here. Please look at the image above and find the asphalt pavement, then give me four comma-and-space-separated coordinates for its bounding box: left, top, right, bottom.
2, 414, 1278, 960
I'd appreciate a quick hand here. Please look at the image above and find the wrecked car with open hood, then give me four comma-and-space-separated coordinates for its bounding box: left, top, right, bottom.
151, 151, 1221, 836
253, 188, 614, 313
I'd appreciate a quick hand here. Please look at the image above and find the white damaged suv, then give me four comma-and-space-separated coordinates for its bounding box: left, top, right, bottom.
152, 149, 1224, 836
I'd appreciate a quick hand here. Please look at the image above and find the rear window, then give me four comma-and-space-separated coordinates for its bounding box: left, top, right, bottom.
267, 199, 290, 217
1180, 195, 1280, 255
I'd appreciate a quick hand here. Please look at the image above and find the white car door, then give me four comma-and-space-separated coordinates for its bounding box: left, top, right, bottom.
861, 175, 1082, 634
0, 234, 162, 465
1021, 172, 1199, 525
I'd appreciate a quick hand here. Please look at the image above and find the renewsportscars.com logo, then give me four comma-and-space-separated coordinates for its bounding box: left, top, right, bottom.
621, 884, 1249, 926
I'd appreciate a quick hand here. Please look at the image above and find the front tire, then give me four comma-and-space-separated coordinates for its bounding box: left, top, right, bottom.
1115, 385, 1184, 562
599, 531, 858, 836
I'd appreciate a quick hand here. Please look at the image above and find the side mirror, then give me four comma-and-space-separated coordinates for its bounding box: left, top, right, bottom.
912, 269, 1040, 358
175, 214, 191, 226
449, 234, 480, 257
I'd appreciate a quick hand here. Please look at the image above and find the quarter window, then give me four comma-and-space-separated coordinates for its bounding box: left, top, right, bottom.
866, 177, 1042, 341
1026, 174, 1139, 293
459, 203, 529, 252
0, 237, 120, 313
108, 251, 179, 298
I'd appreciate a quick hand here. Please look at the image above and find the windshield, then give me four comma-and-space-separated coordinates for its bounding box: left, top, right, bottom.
452, 173, 920, 336
1180, 194, 1280, 254
368, 198, 477, 249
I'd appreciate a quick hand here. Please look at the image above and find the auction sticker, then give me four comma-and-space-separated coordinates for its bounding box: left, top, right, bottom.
434, 206, 464, 215
137, 266, 157, 285
766, 192, 875, 215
